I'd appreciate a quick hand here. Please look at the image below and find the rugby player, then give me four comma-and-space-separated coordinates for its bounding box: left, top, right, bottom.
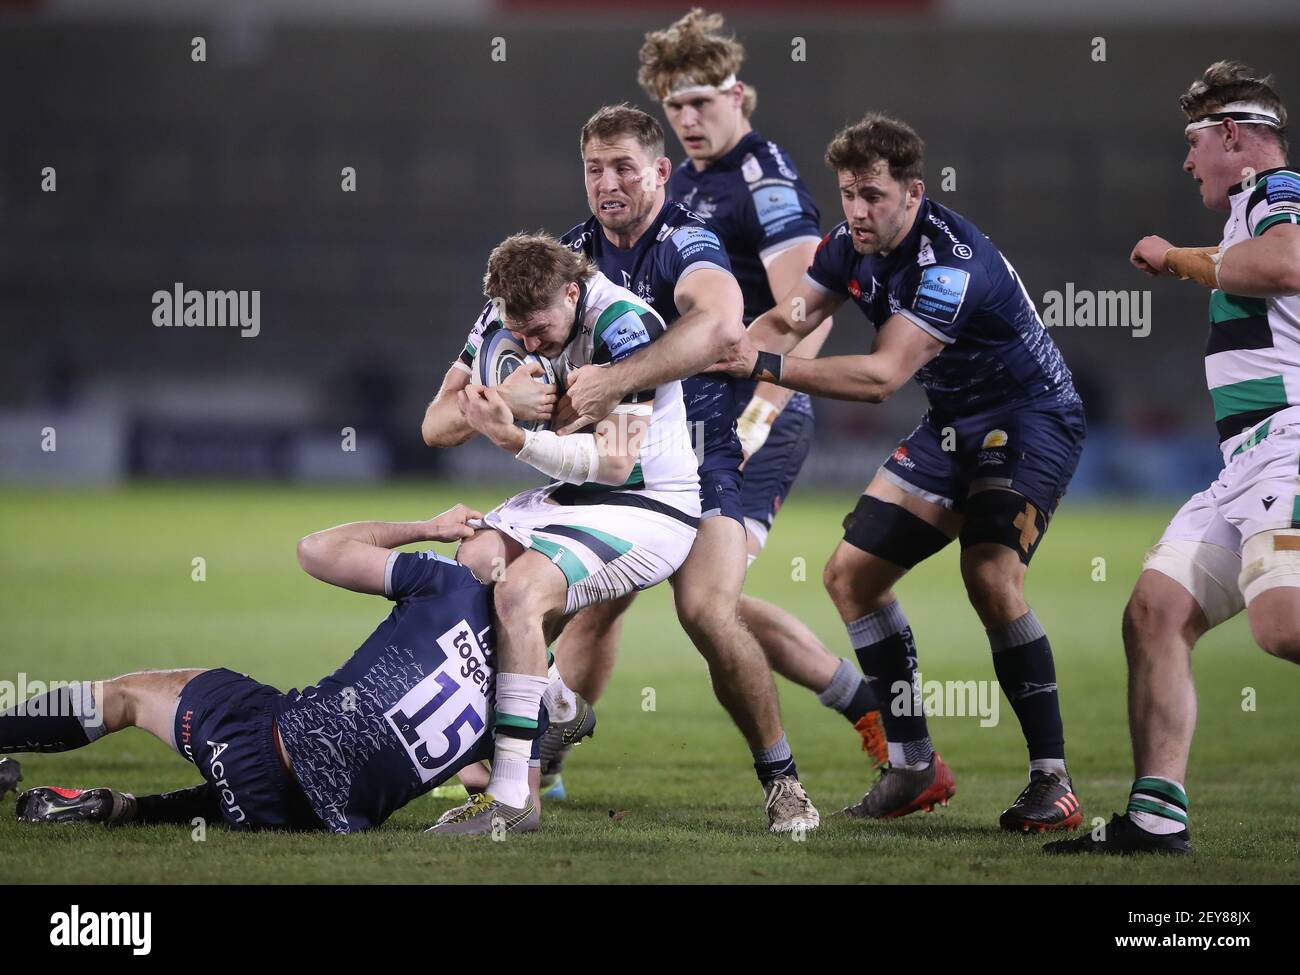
2, 505, 574, 835
422, 233, 735, 833
542, 10, 887, 793
527, 105, 821, 832
1048, 62, 1300, 856
716, 113, 1088, 830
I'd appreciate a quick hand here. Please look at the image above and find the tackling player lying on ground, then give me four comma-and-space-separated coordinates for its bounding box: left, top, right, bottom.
535, 10, 888, 801
420, 232, 759, 833
1049, 62, 1300, 857
0, 506, 587, 834
713, 112, 1089, 832
529, 103, 822, 832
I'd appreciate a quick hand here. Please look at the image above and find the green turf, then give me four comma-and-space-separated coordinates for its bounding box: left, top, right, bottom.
2, 484, 1297, 884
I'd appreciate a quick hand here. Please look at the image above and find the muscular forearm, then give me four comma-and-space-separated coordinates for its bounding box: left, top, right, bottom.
750, 317, 835, 410
777, 353, 898, 403
307, 519, 446, 552
748, 306, 809, 357
1216, 235, 1300, 297
605, 306, 737, 398
422, 393, 476, 448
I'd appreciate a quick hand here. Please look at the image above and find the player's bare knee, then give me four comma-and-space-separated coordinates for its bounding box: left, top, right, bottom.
1122, 582, 1198, 659
675, 587, 732, 640
961, 558, 1023, 626
1252, 622, 1300, 663
493, 571, 553, 624
822, 556, 889, 618
98, 675, 136, 730
1241, 532, 1300, 664
1246, 587, 1300, 664
455, 532, 501, 583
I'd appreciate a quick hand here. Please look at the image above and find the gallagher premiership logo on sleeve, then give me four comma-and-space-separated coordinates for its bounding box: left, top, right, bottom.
914, 266, 970, 325
670, 226, 722, 261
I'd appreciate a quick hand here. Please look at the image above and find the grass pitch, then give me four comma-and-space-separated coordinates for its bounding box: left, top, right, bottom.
2, 484, 1297, 884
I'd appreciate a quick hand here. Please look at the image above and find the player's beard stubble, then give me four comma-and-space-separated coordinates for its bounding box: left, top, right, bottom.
852, 195, 910, 257
593, 169, 660, 238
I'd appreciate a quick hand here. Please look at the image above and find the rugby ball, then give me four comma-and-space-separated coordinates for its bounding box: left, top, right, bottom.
474, 327, 558, 431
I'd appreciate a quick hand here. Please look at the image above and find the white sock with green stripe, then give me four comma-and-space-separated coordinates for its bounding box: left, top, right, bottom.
1127, 776, 1189, 835
488, 672, 549, 808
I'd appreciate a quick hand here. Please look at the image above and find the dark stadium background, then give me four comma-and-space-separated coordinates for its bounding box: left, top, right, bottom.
2, 0, 1299, 496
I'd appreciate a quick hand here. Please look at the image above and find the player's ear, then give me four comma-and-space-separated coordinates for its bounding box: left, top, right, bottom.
655, 155, 672, 185
908, 178, 926, 207
1221, 118, 1239, 151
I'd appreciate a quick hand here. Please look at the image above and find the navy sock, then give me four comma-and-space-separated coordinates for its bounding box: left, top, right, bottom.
0, 682, 106, 754
989, 611, 1065, 761
848, 602, 933, 768
134, 784, 222, 825
816, 658, 880, 725
752, 734, 798, 787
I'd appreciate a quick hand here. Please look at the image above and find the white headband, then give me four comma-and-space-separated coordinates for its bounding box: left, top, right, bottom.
1185, 100, 1282, 132
665, 74, 738, 100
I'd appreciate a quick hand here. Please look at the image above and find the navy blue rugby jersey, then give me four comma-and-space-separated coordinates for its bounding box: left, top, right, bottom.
669, 129, 822, 417
274, 551, 494, 833
561, 201, 743, 473
807, 196, 1080, 418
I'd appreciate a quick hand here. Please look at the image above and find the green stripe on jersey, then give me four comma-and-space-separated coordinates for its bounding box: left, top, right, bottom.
528, 534, 589, 586
1209, 291, 1268, 323
1230, 417, 1272, 458
566, 460, 645, 494
1253, 212, 1300, 237
593, 300, 646, 350
1210, 374, 1288, 421
568, 524, 634, 557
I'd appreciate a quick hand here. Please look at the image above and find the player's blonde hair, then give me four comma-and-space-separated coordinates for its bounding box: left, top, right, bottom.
483, 233, 591, 321
580, 104, 665, 159
637, 8, 757, 118
1181, 61, 1288, 154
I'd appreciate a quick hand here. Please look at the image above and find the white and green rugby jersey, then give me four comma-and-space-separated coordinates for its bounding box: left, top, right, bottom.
454, 270, 700, 515
1207, 167, 1300, 460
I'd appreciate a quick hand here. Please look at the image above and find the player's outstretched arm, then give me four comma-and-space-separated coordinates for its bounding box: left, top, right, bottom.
724, 312, 941, 403
555, 268, 743, 435
460, 385, 642, 486
1132, 225, 1300, 296
296, 505, 482, 595
1217, 224, 1300, 295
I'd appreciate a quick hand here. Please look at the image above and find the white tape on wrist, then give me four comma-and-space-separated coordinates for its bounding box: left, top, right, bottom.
516, 429, 599, 485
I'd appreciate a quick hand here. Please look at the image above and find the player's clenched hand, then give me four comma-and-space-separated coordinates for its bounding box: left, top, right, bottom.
427, 503, 484, 541
1131, 235, 1174, 276
708, 327, 758, 377
556, 365, 620, 435
457, 385, 516, 446
497, 361, 556, 424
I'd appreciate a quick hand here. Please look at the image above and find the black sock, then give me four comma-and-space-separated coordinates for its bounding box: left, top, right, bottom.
816, 658, 880, 725
752, 734, 798, 788
133, 784, 222, 825
0, 682, 105, 754
848, 602, 933, 768
989, 611, 1065, 761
